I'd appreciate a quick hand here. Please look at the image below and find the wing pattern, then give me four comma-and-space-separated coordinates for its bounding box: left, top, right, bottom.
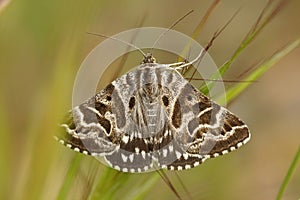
57, 63, 250, 172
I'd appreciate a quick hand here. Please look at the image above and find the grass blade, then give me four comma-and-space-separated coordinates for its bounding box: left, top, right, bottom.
200, 0, 288, 95
276, 146, 300, 200
127, 174, 160, 200
217, 38, 300, 105
178, 0, 220, 62
89, 168, 126, 200
57, 155, 83, 200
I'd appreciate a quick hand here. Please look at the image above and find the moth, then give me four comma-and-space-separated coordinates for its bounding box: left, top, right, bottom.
56, 46, 251, 173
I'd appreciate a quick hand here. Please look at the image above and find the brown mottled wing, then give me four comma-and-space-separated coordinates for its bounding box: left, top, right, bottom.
165, 81, 251, 170
57, 83, 118, 156
56, 63, 251, 172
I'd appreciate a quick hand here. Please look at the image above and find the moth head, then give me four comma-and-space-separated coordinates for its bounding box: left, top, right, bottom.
142, 52, 156, 64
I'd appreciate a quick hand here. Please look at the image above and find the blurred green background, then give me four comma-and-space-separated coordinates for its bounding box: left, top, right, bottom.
0, 0, 299, 199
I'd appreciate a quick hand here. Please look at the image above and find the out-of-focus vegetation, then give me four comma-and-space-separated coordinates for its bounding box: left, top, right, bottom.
0, 0, 299, 199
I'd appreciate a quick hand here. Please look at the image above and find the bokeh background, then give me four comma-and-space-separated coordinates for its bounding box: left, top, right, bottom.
0, 0, 299, 199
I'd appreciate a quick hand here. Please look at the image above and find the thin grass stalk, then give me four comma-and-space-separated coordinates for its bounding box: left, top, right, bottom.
276, 146, 300, 200
217, 38, 300, 105
200, 0, 289, 95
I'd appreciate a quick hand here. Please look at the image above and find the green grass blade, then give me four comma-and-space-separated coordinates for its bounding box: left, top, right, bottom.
217, 38, 300, 105
101, 173, 130, 200
89, 168, 126, 200
276, 146, 300, 200
200, 0, 288, 95
89, 169, 160, 200
129, 174, 160, 200
57, 155, 83, 200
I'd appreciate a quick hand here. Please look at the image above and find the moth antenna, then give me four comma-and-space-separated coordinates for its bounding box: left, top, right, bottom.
186, 77, 257, 83
175, 6, 241, 82
86, 32, 147, 58
150, 10, 194, 55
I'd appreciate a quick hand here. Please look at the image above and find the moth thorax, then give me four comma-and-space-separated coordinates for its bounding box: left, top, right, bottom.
140, 83, 161, 102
